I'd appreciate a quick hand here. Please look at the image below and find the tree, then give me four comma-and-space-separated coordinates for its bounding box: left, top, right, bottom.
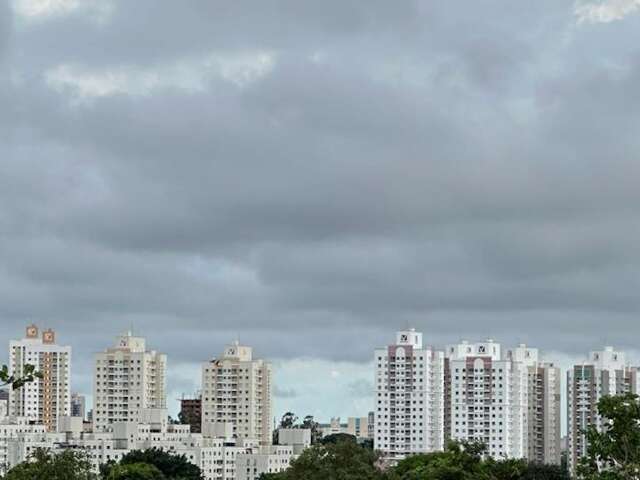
0, 363, 42, 390
274, 412, 300, 444
320, 433, 357, 445
105, 463, 165, 480
577, 393, 640, 480
279, 412, 298, 429
267, 438, 383, 480
100, 448, 203, 480
4, 448, 96, 480
388, 441, 568, 480
300, 415, 322, 445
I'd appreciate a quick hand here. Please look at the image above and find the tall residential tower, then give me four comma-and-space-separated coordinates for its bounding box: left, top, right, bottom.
9, 325, 71, 432
93, 332, 167, 431
374, 329, 445, 461
201, 341, 273, 445
567, 347, 639, 473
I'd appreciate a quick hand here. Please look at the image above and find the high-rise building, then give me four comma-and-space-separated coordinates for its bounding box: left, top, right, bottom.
507, 345, 561, 465
93, 331, 167, 431
374, 329, 445, 461
180, 395, 202, 433
71, 393, 86, 419
9, 325, 71, 432
567, 347, 639, 473
445, 339, 524, 459
201, 341, 273, 445
445, 340, 560, 463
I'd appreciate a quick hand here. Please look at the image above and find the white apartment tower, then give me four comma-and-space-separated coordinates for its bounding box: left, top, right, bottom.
9, 325, 71, 432
201, 342, 273, 445
374, 329, 445, 461
93, 332, 167, 431
507, 345, 561, 465
567, 347, 638, 473
445, 340, 561, 462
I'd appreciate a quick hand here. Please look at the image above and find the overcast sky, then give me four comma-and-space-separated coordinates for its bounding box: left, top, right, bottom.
2, 0, 640, 423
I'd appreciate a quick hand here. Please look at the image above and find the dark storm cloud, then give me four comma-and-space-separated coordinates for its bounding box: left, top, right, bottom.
2, 0, 640, 415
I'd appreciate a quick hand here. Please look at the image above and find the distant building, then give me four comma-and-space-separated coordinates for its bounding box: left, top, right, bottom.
201, 341, 273, 445
3, 409, 301, 480
93, 331, 167, 431
567, 347, 639, 473
180, 395, 202, 433
9, 325, 71, 432
70, 393, 86, 420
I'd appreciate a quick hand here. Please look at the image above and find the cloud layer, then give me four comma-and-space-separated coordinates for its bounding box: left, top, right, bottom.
2, 0, 640, 420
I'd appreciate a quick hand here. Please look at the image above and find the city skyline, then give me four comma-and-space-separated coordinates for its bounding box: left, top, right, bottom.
4, 323, 640, 436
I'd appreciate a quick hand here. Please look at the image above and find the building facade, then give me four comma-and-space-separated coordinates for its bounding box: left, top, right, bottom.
445, 341, 561, 463
201, 342, 273, 445
374, 329, 445, 461
509, 348, 562, 465
93, 331, 167, 431
567, 347, 639, 473
9, 325, 71, 432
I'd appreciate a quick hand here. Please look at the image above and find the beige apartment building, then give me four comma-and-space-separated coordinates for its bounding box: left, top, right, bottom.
201, 341, 273, 445
9, 325, 71, 432
93, 331, 166, 431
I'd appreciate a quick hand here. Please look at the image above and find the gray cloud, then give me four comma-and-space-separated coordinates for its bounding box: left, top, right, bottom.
2, 0, 640, 418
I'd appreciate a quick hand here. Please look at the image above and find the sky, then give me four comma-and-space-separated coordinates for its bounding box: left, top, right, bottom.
2, 0, 640, 424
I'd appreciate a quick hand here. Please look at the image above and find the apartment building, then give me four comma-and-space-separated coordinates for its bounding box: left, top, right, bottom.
9, 325, 71, 432
445, 340, 561, 463
508, 348, 561, 465
374, 329, 445, 461
5, 409, 281, 480
93, 331, 167, 431
180, 394, 203, 433
201, 341, 273, 445
567, 347, 639, 473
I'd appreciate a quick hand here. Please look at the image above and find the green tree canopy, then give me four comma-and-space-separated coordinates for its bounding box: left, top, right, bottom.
265, 439, 383, 480
578, 393, 640, 480
0, 364, 42, 390
105, 462, 166, 480
100, 448, 203, 480
4, 448, 96, 480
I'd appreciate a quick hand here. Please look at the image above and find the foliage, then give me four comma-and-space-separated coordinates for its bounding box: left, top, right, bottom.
4, 448, 96, 480
274, 412, 321, 444
577, 393, 640, 480
0, 364, 42, 390
264, 439, 568, 480
105, 462, 166, 480
389, 442, 568, 480
264, 438, 384, 480
279, 412, 298, 429
320, 433, 358, 445
300, 415, 322, 444
100, 448, 203, 480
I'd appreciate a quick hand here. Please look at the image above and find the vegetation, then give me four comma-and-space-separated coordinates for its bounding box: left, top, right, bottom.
0, 364, 42, 390
260, 437, 383, 480
105, 462, 166, 480
100, 448, 203, 480
3, 449, 96, 480
260, 439, 569, 480
274, 411, 322, 445
577, 393, 640, 480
